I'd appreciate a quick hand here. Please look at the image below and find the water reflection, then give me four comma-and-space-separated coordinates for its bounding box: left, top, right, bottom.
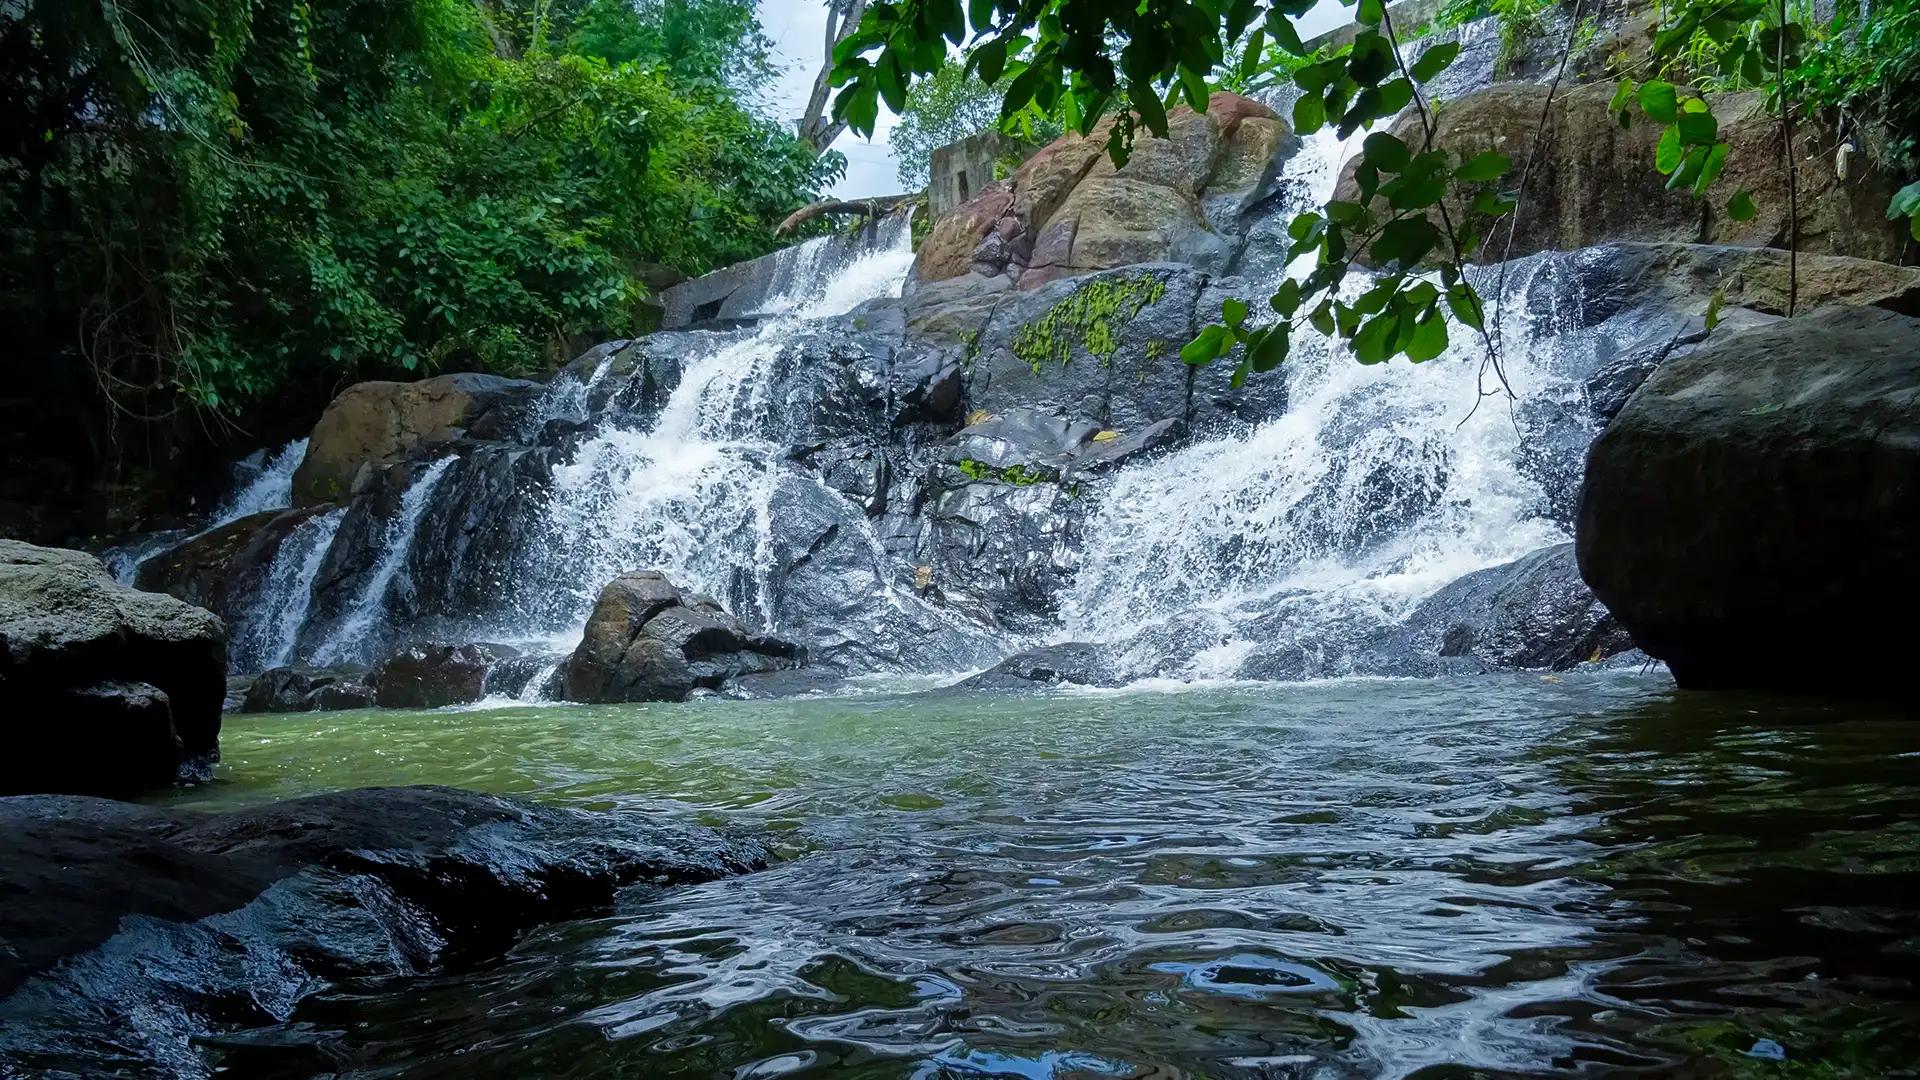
170, 676, 1920, 1077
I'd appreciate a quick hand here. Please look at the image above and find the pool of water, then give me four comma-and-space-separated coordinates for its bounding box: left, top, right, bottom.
156, 673, 1920, 1077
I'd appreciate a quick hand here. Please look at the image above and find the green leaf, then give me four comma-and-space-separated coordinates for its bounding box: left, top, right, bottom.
1362, 131, 1411, 172
1454, 150, 1510, 182
1271, 278, 1303, 316
1675, 107, 1717, 145
1383, 172, 1446, 211
1287, 211, 1324, 244
1179, 65, 1209, 111
1887, 180, 1920, 220
1446, 283, 1484, 330
1357, 0, 1385, 26
1726, 189, 1757, 221
1703, 285, 1725, 332
1180, 323, 1231, 365
1129, 81, 1168, 137
1654, 124, 1682, 174
1405, 313, 1448, 362
1692, 141, 1729, 195
1376, 77, 1415, 116
1291, 90, 1326, 134
1410, 41, 1461, 82
1637, 80, 1678, 124
1607, 79, 1636, 116
1352, 311, 1400, 363
1223, 297, 1249, 327
1471, 187, 1517, 217
974, 39, 1007, 84
1267, 14, 1307, 57
969, 0, 995, 32
1310, 299, 1336, 335
1668, 143, 1709, 191
1249, 324, 1290, 370
1326, 201, 1366, 226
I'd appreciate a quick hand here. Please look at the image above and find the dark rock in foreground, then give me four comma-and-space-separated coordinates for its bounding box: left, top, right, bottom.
0, 785, 769, 1077
0, 540, 227, 795
563, 571, 803, 703
1578, 306, 1920, 693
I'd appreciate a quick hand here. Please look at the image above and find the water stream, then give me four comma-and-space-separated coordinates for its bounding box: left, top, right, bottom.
161, 677, 1920, 1077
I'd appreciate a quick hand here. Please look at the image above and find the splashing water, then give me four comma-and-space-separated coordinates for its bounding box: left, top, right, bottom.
311, 457, 457, 666
230, 506, 346, 672
208, 437, 308, 527
509, 218, 922, 647
1060, 131, 1576, 678
104, 437, 308, 585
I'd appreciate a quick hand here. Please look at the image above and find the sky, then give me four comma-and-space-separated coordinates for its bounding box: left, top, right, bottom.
757, 0, 1353, 199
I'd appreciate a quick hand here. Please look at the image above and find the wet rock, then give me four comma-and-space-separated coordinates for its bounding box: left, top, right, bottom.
0, 786, 769, 1076
241, 665, 376, 713
135, 505, 336, 629
1577, 305, 1920, 693
0, 541, 226, 795
1334, 82, 1910, 266
562, 571, 802, 703
960, 642, 1121, 689
1360, 544, 1635, 675
370, 643, 521, 709
292, 372, 540, 506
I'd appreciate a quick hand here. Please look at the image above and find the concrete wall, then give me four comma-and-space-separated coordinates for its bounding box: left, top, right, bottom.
929, 130, 1019, 218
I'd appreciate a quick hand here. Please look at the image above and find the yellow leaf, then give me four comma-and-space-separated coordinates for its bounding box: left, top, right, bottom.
1091, 429, 1120, 442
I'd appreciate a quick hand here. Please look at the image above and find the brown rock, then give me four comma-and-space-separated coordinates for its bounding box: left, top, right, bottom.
291, 372, 537, 506
1332, 81, 1910, 266
561, 571, 800, 703
910, 92, 1295, 297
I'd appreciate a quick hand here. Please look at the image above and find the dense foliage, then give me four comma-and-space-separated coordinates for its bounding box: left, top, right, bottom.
828, 0, 1916, 383
0, 0, 832, 427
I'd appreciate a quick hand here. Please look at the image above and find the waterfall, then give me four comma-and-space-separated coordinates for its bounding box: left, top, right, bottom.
1059, 131, 1580, 679
507, 218, 923, 646
106, 437, 308, 585
311, 457, 457, 666
230, 507, 346, 672
208, 437, 308, 527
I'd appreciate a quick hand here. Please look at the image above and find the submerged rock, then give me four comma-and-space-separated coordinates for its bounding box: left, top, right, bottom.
0, 540, 226, 795
1578, 305, 1920, 693
370, 642, 521, 708
241, 664, 375, 713
562, 571, 802, 703
960, 642, 1123, 689
0, 785, 769, 1076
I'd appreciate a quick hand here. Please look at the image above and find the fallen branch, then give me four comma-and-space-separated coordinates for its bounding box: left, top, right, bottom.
776, 193, 916, 235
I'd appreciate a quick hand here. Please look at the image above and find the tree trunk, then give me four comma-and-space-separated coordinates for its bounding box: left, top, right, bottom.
799, 0, 868, 154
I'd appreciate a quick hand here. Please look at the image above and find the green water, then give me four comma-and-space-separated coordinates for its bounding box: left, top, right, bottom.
156, 674, 1920, 1077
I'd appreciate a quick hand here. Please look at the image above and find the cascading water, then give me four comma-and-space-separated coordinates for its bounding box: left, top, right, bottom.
505, 218, 932, 648
104, 437, 308, 584
310, 456, 456, 666
1060, 129, 1580, 679
229, 506, 346, 672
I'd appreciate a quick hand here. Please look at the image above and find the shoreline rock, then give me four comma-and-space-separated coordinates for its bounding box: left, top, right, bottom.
0, 540, 227, 795
0, 785, 769, 1076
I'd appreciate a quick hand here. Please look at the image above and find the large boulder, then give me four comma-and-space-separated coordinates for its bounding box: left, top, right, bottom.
1333, 81, 1910, 266
134, 505, 336, 628
1577, 306, 1920, 692
912, 92, 1294, 294
291, 372, 540, 506
561, 571, 802, 703
0, 786, 768, 1075
0, 541, 226, 795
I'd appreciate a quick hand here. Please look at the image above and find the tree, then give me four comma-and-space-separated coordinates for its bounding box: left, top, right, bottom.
801, 0, 871, 152
825, 0, 1918, 386
889, 59, 1018, 187
0, 0, 832, 525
